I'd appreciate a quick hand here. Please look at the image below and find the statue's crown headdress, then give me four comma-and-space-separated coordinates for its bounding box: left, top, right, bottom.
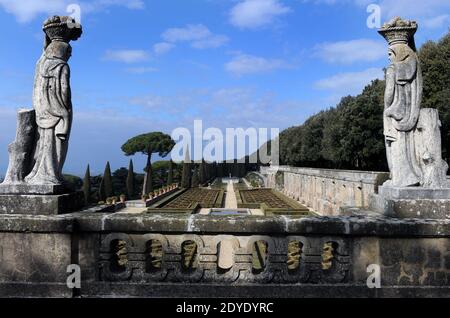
43, 16, 82, 43
378, 17, 417, 47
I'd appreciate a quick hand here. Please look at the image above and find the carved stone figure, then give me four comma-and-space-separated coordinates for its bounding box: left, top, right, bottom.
26, 16, 82, 185
379, 17, 449, 188
0, 16, 85, 214
1, 16, 82, 187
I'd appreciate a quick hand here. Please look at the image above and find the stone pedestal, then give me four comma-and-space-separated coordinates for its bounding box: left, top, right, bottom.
378, 186, 450, 200
0, 192, 84, 215
370, 185, 450, 219
0, 184, 84, 215
0, 183, 69, 195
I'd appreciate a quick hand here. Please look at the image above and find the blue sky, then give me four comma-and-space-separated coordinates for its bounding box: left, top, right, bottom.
0, 0, 449, 176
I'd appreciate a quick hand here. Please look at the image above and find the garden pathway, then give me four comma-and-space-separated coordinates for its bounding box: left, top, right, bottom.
225, 180, 238, 209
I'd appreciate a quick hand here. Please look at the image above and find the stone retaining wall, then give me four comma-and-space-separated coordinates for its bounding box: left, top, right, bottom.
0, 212, 449, 297
260, 166, 390, 215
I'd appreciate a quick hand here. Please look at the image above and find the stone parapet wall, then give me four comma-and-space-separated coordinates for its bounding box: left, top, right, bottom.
260, 166, 390, 215
0, 213, 450, 297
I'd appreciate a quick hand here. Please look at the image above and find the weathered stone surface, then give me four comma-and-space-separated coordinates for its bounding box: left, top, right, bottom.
370, 185, 450, 219
261, 165, 389, 215
0, 16, 83, 210
2, 212, 450, 237
1, 109, 36, 184
379, 185, 450, 200
352, 237, 380, 284
264, 165, 450, 219
0, 191, 84, 215
218, 238, 236, 270
0, 211, 449, 297
415, 109, 450, 188
0, 16, 83, 217
379, 18, 423, 187
23, 17, 81, 186
367, 193, 393, 215
0, 183, 69, 195
379, 238, 450, 287
0, 283, 72, 298
0, 232, 71, 283
0, 214, 74, 232
391, 200, 450, 219
379, 18, 448, 189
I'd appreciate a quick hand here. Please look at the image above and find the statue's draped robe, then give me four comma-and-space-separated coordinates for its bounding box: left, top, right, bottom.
384, 50, 423, 187
25, 54, 71, 185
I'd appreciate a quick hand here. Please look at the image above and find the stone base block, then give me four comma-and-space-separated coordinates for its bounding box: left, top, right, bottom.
390, 200, 450, 219
369, 192, 450, 219
0, 183, 69, 195
379, 185, 450, 200
0, 191, 85, 215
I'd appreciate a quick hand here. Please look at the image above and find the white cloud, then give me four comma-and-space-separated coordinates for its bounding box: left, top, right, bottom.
129, 95, 166, 109
314, 67, 384, 95
423, 14, 450, 29
125, 67, 158, 74
229, 0, 291, 29
162, 24, 213, 43
158, 24, 229, 51
0, 0, 66, 23
103, 50, 149, 63
92, 0, 144, 10
0, 0, 144, 23
153, 42, 175, 56
314, 39, 386, 64
304, 0, 450, 30
225, 53, 290, 76
127, 87, 312, 133
191, 35, 229, 49
377, 0, 450, 22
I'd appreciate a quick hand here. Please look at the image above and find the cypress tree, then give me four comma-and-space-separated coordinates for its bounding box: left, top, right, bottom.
217, 161, 223, 178
215, 162, 218, 178
126, 159, 135, 199
98, 177, 105, 202
82, 164, 91, 205
181, 147, 191, 188
205, 161, 210, 181
191, 166, 199, 188
239, 162, 246, 177
167, 159, 174, 185
222, 160, 227, 177
199, 159, 205, 185
232, 160, 238, 177
100, 161, 114, 200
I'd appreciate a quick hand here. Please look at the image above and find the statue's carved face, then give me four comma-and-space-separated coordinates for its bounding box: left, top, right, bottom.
388, 48, 395, 63
388, 43, 414, 63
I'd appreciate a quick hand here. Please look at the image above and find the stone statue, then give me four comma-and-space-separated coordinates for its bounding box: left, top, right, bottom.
1, 16, 82, 187
379, 17, 449, 189
0, 16, 84, 214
